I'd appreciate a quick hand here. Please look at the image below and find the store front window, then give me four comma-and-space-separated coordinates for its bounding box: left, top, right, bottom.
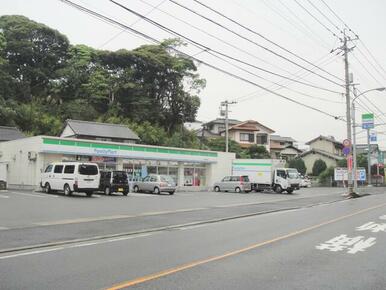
183, 163, 206, 186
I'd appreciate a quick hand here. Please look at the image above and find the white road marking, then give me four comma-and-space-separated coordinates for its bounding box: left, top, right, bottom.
0, 195, 9, 198
9, 192, 49, 198
34, 215, 132, 226
0, 233, 153, 260
316, 234, 377, 254
0, 226, 9, 230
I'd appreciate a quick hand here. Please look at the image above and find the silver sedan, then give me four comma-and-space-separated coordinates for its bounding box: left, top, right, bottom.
133, 174, 176, 195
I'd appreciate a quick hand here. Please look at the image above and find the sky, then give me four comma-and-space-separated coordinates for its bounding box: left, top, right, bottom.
2, 0, 386, 150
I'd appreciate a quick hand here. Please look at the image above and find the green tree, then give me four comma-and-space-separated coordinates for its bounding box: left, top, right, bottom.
206, 137, 244, 157
245, 145, 270, 159
0, 15, 69, 101
287, 158, 307, 175
312, 159, 327, 176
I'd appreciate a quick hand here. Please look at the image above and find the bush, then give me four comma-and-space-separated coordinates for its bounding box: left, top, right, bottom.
312, 159, 327, 176
287, 158, 307, 175
318, 166, 335, 185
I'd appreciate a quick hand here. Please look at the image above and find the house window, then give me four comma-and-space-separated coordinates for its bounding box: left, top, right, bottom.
240, 133, 254, 142
256, 134, 268, 145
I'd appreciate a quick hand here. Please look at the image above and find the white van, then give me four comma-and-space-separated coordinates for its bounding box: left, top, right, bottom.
40, 162, 100, 197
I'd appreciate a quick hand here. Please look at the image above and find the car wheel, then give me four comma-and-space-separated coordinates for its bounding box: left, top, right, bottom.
286, 188, 294, 194
274, 185, 282, 193
86, 191, 93, 197
214, 186, 220, 192
235, 187, 241, 193
154, 187, 160, 194
104, 186, 111, 196
64, 184, 72, 196
123, 191, 129, 196
169, 191, 175, 195
133, 185, 139, 193
44, 183, 51, 194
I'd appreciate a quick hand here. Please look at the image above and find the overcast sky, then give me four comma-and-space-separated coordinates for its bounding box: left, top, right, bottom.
3, 0, 386, 150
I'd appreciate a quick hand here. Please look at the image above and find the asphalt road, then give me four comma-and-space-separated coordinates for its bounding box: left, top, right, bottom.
0, 187, 385, 289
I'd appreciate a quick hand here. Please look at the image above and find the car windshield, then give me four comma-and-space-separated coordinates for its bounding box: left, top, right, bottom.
287, 170, 299, 179
160, 175, 174, 183
78, 164, 98, 175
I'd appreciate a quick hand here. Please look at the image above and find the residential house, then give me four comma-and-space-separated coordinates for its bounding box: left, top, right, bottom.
270, 135, 301, 160
0, 126, 25, 142
197, 118, 242, 138
300, 135, 344, 175
219, 120, 275, 151
60, 119, 140, 144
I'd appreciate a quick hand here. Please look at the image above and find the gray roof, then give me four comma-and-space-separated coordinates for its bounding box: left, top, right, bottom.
0, 126, 25, 141
270, 135, 296, 142
65, 120, 140, 140
204, 118, 242, 126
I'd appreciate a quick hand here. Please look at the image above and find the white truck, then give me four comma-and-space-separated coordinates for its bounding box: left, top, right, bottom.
232, 159, 301, 194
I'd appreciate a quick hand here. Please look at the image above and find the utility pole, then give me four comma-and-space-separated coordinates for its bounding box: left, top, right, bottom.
334, 30, 358, 196
367, 128, 371, 185
220, 100, 237, 152
352, 85, 358, 191
343, 32, 354, 195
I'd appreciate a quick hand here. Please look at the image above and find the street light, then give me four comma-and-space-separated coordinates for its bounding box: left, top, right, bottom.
352, 87, 386, 192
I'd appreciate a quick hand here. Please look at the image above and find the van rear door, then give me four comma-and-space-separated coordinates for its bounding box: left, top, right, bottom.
77, 164, 99, 189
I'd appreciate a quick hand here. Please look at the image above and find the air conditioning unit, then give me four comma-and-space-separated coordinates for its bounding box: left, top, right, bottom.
28, 151, 37, 161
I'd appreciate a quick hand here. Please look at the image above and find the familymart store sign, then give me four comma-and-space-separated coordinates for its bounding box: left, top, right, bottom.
41, 137, 217, 163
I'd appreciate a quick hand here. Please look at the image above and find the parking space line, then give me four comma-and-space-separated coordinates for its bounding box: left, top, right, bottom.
0, 194, 9, 198
9, 192, 49, 198
34, 214, 132, 226
0, 227, 9, 230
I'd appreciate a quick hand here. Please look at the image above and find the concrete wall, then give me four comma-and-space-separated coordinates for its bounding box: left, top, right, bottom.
302, 153, 339, 175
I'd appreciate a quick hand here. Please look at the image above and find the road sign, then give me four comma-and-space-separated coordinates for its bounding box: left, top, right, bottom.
334, 167, 366, 181
343, 147, 351, 155
342, 139, 351, 147
362, 113, 374, 129
370, 131, 377, 142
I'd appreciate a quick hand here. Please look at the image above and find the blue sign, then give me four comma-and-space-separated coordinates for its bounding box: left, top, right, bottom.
342, 147, 351, 156
370, 131, 377, 142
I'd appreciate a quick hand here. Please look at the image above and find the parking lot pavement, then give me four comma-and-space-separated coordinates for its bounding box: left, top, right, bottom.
0, 187, 384, 231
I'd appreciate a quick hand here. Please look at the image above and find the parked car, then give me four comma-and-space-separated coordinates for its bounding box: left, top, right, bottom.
41, 162, 100, 197
213, 176, 252, 193
300, 176, 312, 188
133, 174, 176, 195
99, 170, 129, 196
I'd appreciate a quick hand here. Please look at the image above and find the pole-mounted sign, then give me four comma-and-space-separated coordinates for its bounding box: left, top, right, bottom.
362, 113, 374, 129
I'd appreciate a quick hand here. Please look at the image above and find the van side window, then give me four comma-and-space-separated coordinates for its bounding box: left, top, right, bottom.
230, 176, 239, 182
64, 165, 75, 174
44, 165, 53, 173
222, 176, 231, 182
54, 165, 64, 174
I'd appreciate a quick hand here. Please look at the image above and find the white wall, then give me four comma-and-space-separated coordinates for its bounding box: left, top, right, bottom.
0, 136, 43, 189
60, 125, 75, 138
207, 152, 235, 187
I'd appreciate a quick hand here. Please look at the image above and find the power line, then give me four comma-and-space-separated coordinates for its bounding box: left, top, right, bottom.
98, 0, 168, 48
111, 0, 342, 95
318, 0, 358, 37
137, 0, 336, 92
292, 0, 340, 39
305, 0, 343, 34
168, 0, 344, 87
191, 0, 344, 83
59, 0, 343, 121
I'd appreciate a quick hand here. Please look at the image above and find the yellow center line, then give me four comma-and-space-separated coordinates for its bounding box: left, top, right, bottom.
106, 202, 386, 290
